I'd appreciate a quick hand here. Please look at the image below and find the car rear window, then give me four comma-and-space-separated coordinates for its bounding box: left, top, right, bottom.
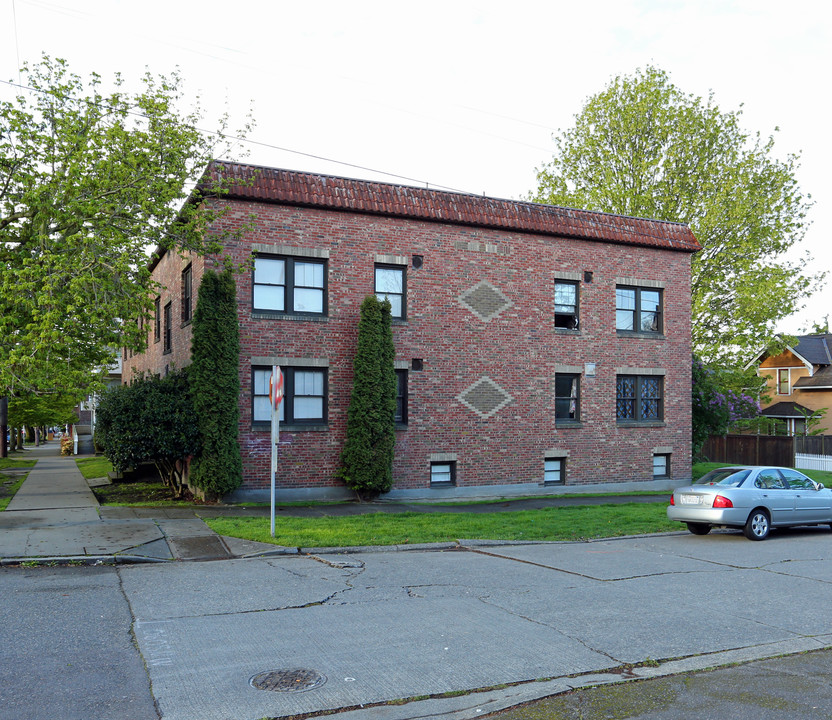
694, 469, 751, 487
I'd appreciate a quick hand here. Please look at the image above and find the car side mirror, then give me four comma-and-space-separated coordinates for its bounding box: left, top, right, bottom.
817, 483, 825, 491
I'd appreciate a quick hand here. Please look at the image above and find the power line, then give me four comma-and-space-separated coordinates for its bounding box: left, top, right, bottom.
0, 77, 479, 196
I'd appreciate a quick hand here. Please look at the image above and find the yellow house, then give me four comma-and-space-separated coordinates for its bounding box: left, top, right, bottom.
753, 334, 832, 435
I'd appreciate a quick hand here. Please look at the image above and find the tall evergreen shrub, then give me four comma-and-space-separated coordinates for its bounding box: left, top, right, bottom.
340, 295, 397, 499
189, 268, 243, 498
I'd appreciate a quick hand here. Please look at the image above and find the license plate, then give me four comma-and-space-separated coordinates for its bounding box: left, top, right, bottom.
680, 494, 702, 505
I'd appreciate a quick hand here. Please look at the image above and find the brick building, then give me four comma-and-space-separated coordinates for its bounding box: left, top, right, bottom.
124, 161, 700, 501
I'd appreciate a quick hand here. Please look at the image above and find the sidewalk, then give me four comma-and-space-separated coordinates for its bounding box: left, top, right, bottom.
1, 442, 672, 564
0, 443, 276, 564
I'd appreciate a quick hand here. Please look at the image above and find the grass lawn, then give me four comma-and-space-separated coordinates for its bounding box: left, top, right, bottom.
75, 456, 114, 479
0, 473, 28, 511
204, 502, 678, 548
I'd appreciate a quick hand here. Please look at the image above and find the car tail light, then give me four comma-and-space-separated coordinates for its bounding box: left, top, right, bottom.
713, 495, 733, 508
669, 495, 675, 506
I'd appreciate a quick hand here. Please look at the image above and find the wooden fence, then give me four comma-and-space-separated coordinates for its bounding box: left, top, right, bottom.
702, 434, 795, 467
703, 434, 832, 469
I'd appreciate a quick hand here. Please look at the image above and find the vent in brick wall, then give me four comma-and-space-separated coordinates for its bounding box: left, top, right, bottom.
457, 281, 512, 322
457, 376, 513, 419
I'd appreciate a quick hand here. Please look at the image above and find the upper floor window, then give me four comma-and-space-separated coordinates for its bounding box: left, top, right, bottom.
252, 366, 327, 426
375, 264, 406, 319
616, 375, 663, 423
154, 297, 161, 343
554, 281, 578, 329
181, 265, 193, 323
163, 302, 172, 354
253, 255, 327, 315
555, 373, 580, 424
777, 369, 790, 395
616, 286, 662, 334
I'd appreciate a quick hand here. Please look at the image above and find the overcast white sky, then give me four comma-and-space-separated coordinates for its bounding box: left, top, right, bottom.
2, 0, 829, 335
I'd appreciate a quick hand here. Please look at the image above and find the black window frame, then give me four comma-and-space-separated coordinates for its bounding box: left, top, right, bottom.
163, 301, 172, 355
554, 280, 579, 330
652, 453, 670, 478
252, 254, 328, 317
395, 369, 408, 425
252, 366, 328, 427
375, 263, 406, 320
554, 373, 581, 424
154, 296, 161, 343
430, 461, 456, 486
181, 264, 193, 324
544, 457, 565, 485
616, 286, 663, 334
616, 375, 664, 423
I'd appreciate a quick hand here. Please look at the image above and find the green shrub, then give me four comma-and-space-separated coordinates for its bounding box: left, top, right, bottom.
339, 296, 397, 499
95, 370, 200, 496
188, 268, 243, 499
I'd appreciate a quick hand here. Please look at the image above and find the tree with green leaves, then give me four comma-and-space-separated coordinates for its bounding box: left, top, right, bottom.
188, 268, 242, 499
340, 296, 397, 500
529, 66, 820, 363
0, 54, 250, 401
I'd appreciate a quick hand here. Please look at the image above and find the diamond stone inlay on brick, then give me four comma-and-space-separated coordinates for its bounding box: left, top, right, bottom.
458, 281, 512, 322
457, 376, 513, 419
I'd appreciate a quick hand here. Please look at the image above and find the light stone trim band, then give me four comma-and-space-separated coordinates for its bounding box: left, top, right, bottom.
430, 453, 458, 462
553, 271, 582, 281
375, 254, 409, 266
615, 367, 666, 376
394, 360, 409, 369
544, 449, 570, 458
554, 364, 583, 374
251, 357, 329, 367
616, 277, 665, 289
653, 446, 673, 454
253, 244, 330, 259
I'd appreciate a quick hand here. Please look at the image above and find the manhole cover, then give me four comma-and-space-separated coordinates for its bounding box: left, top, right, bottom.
250, 668, 327, 693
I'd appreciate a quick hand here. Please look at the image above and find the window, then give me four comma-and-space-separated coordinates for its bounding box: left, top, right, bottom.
544, 458, 564, 485
181, 265, 193, 323
375, 264, 406, 319
554, 281, 578, 329
555, 374, 580, 423
163, 302, 172, 354
154, 297, 161, 342
252, 367, 327, 425
253, 256, 326, 315
777, 369, 790, 395
431, 461, 456, 486
653, 454, 670, 478
616, 375, 663, 422
395, 369, 408, 424
616, 286, 662, 333
781, 469, 813, 489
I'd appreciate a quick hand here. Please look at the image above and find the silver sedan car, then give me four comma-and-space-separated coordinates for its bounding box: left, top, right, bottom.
667, 466, 832, 540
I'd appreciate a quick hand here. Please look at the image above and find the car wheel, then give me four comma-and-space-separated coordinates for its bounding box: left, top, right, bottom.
744, 510, 770, 541
686, 522, 711, 535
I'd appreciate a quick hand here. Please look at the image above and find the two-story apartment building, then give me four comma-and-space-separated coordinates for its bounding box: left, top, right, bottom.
124, 161, 700, 501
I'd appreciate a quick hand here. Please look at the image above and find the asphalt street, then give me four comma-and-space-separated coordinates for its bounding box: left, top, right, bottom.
4, 529, 832, 720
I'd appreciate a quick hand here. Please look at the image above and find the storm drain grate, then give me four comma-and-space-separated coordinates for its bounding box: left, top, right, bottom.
250, 668, 327, 693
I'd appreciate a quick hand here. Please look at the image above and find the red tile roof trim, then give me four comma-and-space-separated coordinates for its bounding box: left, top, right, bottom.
206, 161, 701, 253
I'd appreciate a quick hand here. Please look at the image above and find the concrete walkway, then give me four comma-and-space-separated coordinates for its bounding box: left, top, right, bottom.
0, 443, 273, 563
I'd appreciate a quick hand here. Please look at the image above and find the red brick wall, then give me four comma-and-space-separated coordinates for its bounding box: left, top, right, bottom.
122, 251, 207, 380
197, 199, 694, 494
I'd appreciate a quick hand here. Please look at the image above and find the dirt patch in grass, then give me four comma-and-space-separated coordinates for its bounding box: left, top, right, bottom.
93, 477, 198, 506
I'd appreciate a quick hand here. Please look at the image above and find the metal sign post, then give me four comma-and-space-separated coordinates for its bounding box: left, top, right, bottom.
269, 365, 284, 538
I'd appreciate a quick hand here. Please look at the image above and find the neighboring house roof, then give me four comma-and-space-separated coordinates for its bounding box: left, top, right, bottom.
794, 364, 832, 390
205, 161, 702, 253
748, 333, 832, 373
761, 401, 814, 418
